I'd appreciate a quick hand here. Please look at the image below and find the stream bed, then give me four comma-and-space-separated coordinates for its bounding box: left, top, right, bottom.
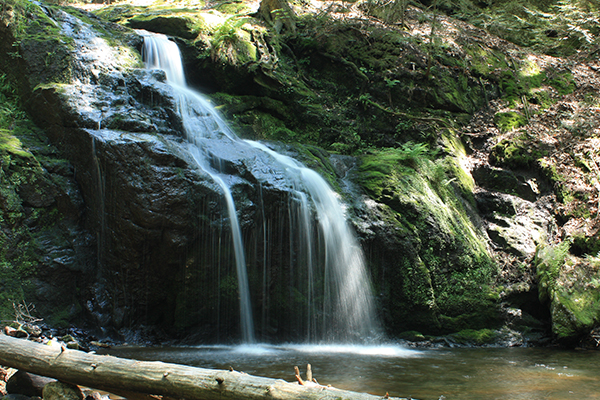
102, 344, 600, 400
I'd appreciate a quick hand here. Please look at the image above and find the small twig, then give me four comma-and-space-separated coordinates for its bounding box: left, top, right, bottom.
521, 95, 530, 123
294, 366, 304, 385
12, 301, 42, 324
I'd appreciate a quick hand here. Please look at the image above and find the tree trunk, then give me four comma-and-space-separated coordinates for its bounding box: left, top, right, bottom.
0, 335, 406, 400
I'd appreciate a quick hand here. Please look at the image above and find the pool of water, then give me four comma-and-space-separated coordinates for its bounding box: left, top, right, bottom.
102, 344, 600, 400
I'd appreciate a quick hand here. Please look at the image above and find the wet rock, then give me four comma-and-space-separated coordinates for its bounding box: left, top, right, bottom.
42, 382, 83, 400
2, 394, 32, 400
17, 178, 58, 208
6, 371, 54, 397
22, 324, 42, 338
476, 191, 556, 258
472, 165, 539, 202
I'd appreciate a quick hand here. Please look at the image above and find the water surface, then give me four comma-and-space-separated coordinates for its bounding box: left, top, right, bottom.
103, 344, 600, 400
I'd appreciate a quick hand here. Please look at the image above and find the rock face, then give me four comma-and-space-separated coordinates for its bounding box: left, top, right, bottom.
0, 3, 231, 337
0, 3, 379, 341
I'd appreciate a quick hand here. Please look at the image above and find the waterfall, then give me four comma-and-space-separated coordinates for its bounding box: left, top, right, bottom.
140, 31, 254, 343
139, 30, 380, 343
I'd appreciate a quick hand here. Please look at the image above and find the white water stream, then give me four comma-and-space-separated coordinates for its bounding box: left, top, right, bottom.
139, 30, 380, 343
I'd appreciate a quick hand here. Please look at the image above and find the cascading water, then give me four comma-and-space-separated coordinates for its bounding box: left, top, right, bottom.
140, 31, 254, 343
139, 30, 381, 343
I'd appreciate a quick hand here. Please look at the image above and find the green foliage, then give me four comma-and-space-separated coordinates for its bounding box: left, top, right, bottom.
535, 239, 572, 302
490, 132, 547, 169
494, 111, 527, 132
572, 231, 600, 257
547, 71, 576, 95
210, 16, 257, 65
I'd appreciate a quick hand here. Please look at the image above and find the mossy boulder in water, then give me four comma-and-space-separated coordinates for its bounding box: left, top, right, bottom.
536, 242, 600, 344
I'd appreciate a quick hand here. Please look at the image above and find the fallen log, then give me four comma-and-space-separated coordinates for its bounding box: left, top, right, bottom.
0, 334, 409, 400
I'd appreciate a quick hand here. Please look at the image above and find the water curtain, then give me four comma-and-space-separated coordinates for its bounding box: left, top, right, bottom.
139, 30, 380, 343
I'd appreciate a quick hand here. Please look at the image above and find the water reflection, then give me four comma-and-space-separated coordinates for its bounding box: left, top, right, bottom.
103, 345, 600, 400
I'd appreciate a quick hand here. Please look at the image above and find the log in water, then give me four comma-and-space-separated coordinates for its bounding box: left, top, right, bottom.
0, 335, 410, 400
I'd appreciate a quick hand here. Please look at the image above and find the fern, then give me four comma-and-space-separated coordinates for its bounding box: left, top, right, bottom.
535, 239, 572, 302
211, 16, 247, 49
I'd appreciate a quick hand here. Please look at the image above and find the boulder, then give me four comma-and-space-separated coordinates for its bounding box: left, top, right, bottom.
475, 191, 556, 258
42, 382, 83, 400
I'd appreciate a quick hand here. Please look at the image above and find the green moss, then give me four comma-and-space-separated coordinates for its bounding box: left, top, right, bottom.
528, 87, 553, 109
549, 281, 600, 342
93, 4, 149, 24
358, 145, 498, 335
547, 71, 576, 95
532, 240, 600, 342
461, 43, 506, 77
441, 130, 475, 202
0, 73, 80, 325
357, 143, 430, 196
251, 111, 297, 140
0, 130, 33, 158
490, 132, 547, 168
3, 0, 66, 43
450, 328, 497, 345
494, 111, 527, 132
214, 0, 251, 15
127, 14, 196, 39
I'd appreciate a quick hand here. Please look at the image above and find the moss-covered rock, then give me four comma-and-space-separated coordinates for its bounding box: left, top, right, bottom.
494, 112, 527, 133
535, 241, 600, 344
356, 140, 499, 335
450, 328, 497, 345
0, 72, 88, 323
127, 15, 196, 39
490, 132, 547, 168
